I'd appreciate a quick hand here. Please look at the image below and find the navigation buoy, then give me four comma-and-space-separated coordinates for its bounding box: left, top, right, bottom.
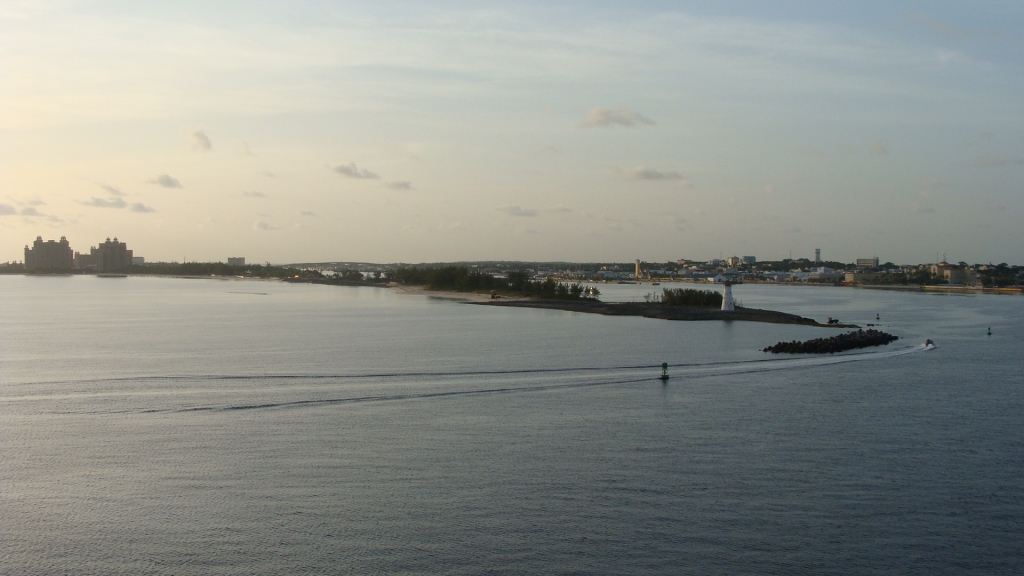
659, 362, 670, 382
876, 314, 880, 321
988, 327, 992, 336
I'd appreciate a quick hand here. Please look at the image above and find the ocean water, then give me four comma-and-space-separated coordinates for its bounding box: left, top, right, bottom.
1, 275, 1022, 575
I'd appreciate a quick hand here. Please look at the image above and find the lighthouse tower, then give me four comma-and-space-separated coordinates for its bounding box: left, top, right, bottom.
721, 281, 735, 311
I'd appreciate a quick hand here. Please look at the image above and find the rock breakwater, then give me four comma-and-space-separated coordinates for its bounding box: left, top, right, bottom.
763, 329, 898, 354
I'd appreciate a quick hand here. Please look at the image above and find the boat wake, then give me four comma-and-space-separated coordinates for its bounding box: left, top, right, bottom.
6, 344, 934, 415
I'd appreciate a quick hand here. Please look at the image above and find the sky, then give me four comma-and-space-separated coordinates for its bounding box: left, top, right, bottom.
2, 1, 1023, 265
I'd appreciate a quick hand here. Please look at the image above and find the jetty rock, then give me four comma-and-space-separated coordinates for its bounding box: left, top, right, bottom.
763, 329, 898, 354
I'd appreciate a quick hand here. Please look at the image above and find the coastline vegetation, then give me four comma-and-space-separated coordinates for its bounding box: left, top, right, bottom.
390, 266, 599, 300
643, 287, 724, 308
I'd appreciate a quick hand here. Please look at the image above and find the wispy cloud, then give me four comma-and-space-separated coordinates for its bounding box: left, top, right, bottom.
582, 106, 654, 128
621, 166, 686, 181
101, 184, 126, 196
191, 129, 212, 151
20, 207, 41, 216
243, 191, 267, 198
148, 174, 182, 188
0, 204, 15, 215
80, 197, 128, 208
544, 205, 573, 214
333, 162, 379, 179
975, 154, 1024, 167
668, 215, 687, 231
300, 210, 315, 217
236, 142, 255, 156
129, 202, 155, 213
384, 181, 412, 190
28, 199, 46, 206
496, 205, 538, 217
254, 220, 280, 231
867, 140, 889, 155
907, 12, 993, 40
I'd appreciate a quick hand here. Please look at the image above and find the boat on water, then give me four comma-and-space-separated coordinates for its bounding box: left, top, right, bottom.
96, 273, 128, 278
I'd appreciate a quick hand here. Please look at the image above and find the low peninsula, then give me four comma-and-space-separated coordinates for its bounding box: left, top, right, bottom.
382, 267, 856, 328
475, 299, 854, 327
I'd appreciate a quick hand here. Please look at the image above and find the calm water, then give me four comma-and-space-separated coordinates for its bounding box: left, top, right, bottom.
1, 276, 1022, 575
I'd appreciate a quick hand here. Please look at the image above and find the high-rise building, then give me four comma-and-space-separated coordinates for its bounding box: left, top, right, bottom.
25, 236, 74, 270
742, 256, 756, 264
635, 259, 641, 278
76, 238, 133, 272
228, 257, 245, 266
814, 249, 821, 264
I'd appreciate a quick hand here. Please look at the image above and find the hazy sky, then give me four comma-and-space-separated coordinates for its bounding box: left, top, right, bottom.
2, 1, 1022, 264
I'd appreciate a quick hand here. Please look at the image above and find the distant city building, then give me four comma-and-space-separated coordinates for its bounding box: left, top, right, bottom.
943, 268, 977, 285
845, 272, 885, 284
814, 249, 821, 264
76, 238, 133, 272
742, 256, 756, 264
634, 259, 641, 278
25, 236, 73, 270
856, 257, 880, 269
228, 257, 245, 266
132, 257, 145, 265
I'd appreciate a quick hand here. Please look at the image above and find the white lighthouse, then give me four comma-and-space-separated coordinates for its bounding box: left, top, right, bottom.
721, 281, 735, 311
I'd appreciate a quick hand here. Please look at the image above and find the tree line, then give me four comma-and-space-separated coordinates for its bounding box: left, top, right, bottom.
390, 266, 599, 300
644, 287, 723, 308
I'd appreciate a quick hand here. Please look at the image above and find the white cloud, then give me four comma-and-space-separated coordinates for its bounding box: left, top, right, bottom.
0, 204, 17, 215
130, 202, 155, 213
384, 181, 412, 190
582, 106, 655, 128
191, 129, 212, 151
101, 184, 125, 196
148, 174, 182, 188
333, 162, 379, 179
80, 197, 128, 208
496, 205, 538, 217
20, 207, 41, 216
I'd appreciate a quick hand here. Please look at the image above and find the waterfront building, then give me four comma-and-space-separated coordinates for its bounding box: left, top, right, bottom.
814, 249, 821, 264
856, 257, 880, 269
77, 238, 133, 272
742, 256, 756, 264
132, 257, 145, 265
24, 236, 73, 270
228, 257, 245, 266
